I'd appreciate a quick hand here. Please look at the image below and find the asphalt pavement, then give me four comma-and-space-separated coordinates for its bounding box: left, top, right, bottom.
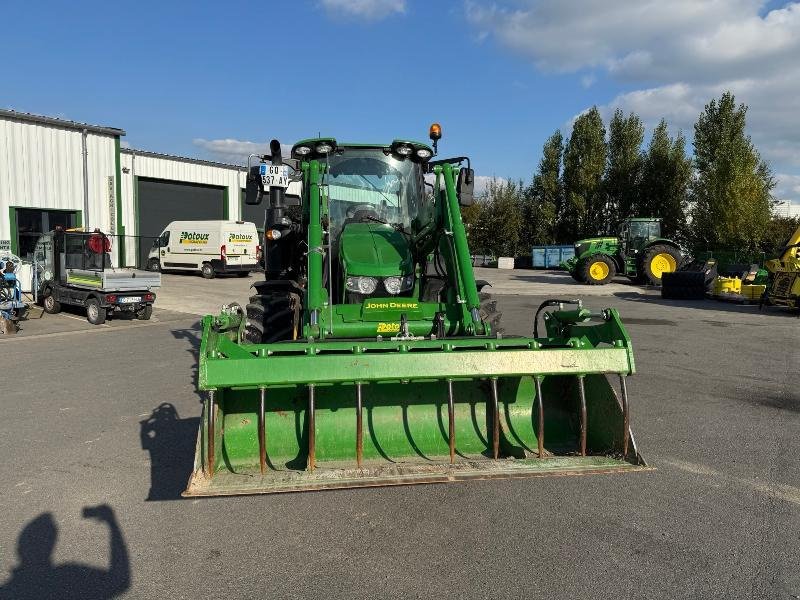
1, 278, 799, 599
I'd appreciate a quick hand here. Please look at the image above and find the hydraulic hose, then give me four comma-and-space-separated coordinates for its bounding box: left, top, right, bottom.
533, 298, 581, 338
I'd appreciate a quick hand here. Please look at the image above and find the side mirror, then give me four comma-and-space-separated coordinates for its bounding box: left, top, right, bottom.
245, 165, 263, 205
456, 167, 475, 207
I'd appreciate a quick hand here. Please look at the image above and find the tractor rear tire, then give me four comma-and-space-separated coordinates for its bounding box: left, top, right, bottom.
578, 255, 615, 285
244, 291, 301, 344
137, 304, 153, 320
479, 292, 503, 335
639, 245, 681, 286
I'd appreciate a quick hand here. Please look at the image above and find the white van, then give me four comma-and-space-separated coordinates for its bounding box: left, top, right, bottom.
146, 221, 260, 278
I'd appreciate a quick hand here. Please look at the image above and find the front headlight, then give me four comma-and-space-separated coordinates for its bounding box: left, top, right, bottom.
346, 276, 378, 295
383, 275, 414, 295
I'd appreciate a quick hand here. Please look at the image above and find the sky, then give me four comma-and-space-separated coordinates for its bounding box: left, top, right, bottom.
1, 0, 799, 209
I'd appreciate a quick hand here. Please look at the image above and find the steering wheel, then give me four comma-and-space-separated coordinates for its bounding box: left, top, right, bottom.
345, 203, 380, 221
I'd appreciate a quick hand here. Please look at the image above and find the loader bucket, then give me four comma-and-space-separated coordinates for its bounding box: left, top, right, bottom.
184, 309, 648, 496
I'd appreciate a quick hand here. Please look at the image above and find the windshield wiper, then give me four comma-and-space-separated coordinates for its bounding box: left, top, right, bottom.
363, 215, 411, 236
358, 174, 397, 207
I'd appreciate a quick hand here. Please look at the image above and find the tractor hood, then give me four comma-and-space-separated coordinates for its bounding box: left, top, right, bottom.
340, 222, 413, 276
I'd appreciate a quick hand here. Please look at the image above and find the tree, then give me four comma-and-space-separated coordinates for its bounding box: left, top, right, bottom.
522, 130, 562, 246
690, 92, 776, 252
604, 109, 644, 229
463, 178, 525, 257
560, 107, 607, 242
482, 179, 525, 256
762, 215, 800, 257
639, 120, 692, 241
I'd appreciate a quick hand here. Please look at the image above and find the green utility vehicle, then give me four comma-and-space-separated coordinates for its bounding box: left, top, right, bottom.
562, 217, 683, 286
185, 126, 647, 497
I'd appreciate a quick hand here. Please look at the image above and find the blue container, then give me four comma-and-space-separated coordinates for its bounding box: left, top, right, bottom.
544, 247, 560, 268
531, 245, 575, 269
553, 245, 575, 268
532, 247, 546, 268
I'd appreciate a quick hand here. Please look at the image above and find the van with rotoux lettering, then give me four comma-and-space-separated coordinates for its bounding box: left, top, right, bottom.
146, 220, 261, 278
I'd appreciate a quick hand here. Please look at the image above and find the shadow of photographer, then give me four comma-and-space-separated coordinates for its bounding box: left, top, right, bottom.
0, 504, 130, 600
140, 402, 200, 501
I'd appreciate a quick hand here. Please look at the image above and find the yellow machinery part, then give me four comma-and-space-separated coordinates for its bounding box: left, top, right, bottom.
713, 276, 742, 296
650, 253, 677, 278
740, 284, 766, 301
589, 260, 610, 281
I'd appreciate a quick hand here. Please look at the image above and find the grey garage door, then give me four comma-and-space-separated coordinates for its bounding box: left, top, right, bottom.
137, 178, 225, 268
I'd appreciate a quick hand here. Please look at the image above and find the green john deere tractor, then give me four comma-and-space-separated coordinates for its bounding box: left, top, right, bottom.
562, 218, 684, 286
184, 126, 647, 496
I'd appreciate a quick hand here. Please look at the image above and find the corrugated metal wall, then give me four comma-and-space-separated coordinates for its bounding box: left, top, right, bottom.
0, 117, 118, 260
119, 151, 246, 266
1, 116, 253, 268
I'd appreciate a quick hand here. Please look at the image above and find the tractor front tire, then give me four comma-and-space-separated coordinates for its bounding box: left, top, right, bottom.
244, 291, 300, 344
578, 255, 616, 285
639, 245, 682, 286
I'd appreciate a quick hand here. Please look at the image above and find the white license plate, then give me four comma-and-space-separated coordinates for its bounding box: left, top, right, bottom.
119, 296, 141, 304
260, 164, 290, 188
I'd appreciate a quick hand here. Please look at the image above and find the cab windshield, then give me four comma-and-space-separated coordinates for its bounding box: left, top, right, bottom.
323, 149, 429, 237
627, 220, 661, 240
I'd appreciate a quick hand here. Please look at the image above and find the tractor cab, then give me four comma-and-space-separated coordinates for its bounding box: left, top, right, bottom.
619, 218, 662, 254
313, 143, 434, 303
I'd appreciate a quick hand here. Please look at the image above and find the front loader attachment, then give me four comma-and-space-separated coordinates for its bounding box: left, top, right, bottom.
184, 306, 647, 496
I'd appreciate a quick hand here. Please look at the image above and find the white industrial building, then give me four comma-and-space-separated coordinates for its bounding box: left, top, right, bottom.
0, 109, 266, 268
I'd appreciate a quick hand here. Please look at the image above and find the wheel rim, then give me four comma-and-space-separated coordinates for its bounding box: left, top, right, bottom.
650, 253, 677, 278
88, 304, 98, 320
45, 297, 54, 310
588, 260, 610, 281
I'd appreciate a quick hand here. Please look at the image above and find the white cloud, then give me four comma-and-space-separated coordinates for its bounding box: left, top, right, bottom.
320, 0, 405, 21
192, 138, 292, 165
466, 0, 800, 202
775, 174, 800, 207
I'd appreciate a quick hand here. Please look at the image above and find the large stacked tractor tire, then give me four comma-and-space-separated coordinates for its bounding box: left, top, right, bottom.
577, 255, 616, 285
638, 244, 682, 286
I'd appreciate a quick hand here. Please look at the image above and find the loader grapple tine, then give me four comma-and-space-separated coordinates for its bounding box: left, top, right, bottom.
577, 376, 587, 457
258, 387, 267, 474
447, 379, 456, 464
490, 378, 500, 459
308, 384, 316, 472
619, 374, 630, 458
207, 390, 216, 478
534, 376, 545, 459
356, 382, 363, 469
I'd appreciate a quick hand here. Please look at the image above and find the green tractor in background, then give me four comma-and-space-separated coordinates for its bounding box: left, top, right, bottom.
562, 217, 684, 286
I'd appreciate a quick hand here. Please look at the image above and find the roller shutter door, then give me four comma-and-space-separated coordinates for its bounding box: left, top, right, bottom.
137, 178, 225, 267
